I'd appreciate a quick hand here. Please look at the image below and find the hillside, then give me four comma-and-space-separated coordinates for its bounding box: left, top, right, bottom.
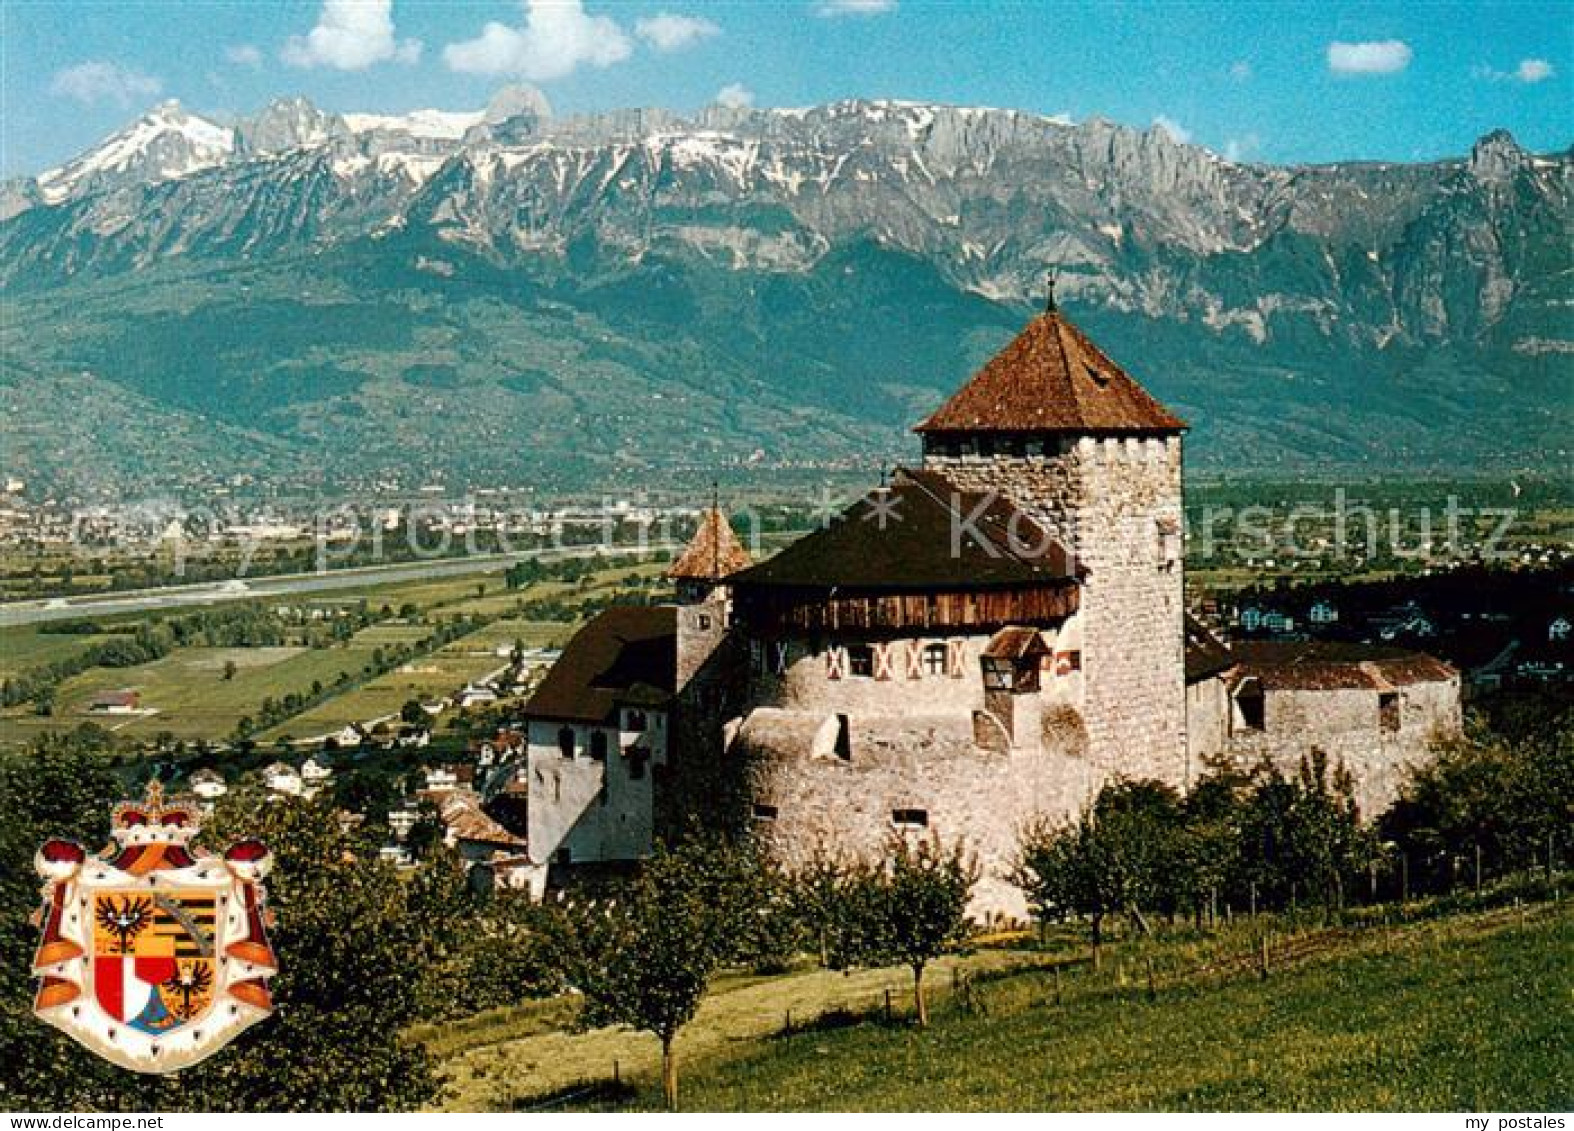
2, 95, 1570, 497
431, 900, 1572, 1112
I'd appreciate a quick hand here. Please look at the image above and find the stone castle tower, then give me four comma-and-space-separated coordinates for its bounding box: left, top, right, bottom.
913, 302, 1189, 782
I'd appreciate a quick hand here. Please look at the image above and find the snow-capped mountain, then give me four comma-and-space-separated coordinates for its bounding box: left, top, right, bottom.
1, 95, 1568, 494
32, 100, 234, 206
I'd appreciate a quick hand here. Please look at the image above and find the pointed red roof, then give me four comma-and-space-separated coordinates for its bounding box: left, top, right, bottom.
915, 309, 1185, 434
666, 507, 753, 581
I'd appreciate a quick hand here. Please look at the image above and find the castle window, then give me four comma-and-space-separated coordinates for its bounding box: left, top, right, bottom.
1379, 692, 1400, 733
557, 726, 575, 759
752, 803, 779, 821
923, 642, 948, 676
847, 644, 875, 678
696, 613, 712, 631
624, 709, 647, 732
628, 748, 650, 780
891, 808, 928, 830
589, 731, 609, 761
1234, 680, 1265, 732
834, 713, 852, 761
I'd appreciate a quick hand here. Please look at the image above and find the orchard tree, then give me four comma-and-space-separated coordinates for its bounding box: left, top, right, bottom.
799, 835, 978, 1027
1014, 779, 1183, 963
1014, 810, 1121, 966
861, 834, 977, 1026
170, 794, 447, 1111
570, 833, 755, 1108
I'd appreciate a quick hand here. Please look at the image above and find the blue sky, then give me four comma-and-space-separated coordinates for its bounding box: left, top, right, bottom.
2, 0, 1569, 178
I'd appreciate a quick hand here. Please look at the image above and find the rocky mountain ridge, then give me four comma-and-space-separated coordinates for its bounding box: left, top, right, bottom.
1, 94, 1568, 495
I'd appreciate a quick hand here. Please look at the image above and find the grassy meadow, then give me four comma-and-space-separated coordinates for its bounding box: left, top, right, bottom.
430, 899, 1572, 1113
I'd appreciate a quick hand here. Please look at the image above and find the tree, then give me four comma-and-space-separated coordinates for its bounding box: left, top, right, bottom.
0, 733, 131, 1109
1381, 722, 1573, 889
400, 698, 427, 726
1014, 779, 1184, 963
570, 834, 755, 1108
1014, 810, 1121, 967
858, 834, 978, 1026
173, 795, 447, 1111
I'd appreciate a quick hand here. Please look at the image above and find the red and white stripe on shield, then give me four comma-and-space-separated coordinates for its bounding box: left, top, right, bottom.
94, 955, 175, 1022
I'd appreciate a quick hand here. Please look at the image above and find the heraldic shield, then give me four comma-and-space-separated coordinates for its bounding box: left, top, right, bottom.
31, 782, 276, 1073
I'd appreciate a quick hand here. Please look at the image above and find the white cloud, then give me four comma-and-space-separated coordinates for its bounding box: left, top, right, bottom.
1327, 39, 1412, 76
814, 0, 896, 15
1475, 57, 1555, 84
282, 0, 422, 71
225, 44, 264, 69
49, 61, 163, 108
1516, 57, 1555, 83
635, 13, 720, 52
444, 1, 632, 80
715, 82, 755, 109
1229, 60, 1252, 81
1223, 133, 1262, 162
1152, 115, 1192, 144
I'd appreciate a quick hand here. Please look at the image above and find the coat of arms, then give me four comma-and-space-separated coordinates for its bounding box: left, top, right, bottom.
31, 782, 277, 1073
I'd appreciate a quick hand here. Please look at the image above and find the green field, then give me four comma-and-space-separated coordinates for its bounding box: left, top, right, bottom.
255, 651, 506, 740
437, 619, 569, 655
0, 561, 672, 747
0, 644, 374, 743
431, 902, 1572, 1112
0, 623, 110, 678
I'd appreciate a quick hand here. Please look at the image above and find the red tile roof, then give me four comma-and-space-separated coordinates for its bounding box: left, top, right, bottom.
666, 507, 753, 581
915, 310, 1186, 435
1229, 642, 1457, 691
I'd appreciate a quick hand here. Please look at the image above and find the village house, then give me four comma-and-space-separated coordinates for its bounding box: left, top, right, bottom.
87, 689, 140, 715
186, 767, 228, 802
261, 762, 303, 797
525, 302, 1464, 917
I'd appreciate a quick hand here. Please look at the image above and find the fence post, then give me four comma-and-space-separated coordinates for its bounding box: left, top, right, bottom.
613, 1059, 620, 1086
1145, 957, 1156, 1001
1258, 933, 1270, 980
1249, 881, 1257, 919
884, 988, 892, 1021
1053, 965, 1062, 1006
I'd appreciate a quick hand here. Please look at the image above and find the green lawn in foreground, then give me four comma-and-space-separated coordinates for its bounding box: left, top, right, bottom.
434, 902, 1571, 1112
649, 907, 1572, 1112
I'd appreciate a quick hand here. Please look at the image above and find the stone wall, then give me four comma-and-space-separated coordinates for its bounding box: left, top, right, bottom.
1201, 675, 1462, 817
923, 435, 1187, 784
1185, 675, 1231, 783
736, 707, 1100, 920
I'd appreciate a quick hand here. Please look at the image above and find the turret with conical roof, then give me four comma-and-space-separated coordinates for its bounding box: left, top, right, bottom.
667, 506, 752, 604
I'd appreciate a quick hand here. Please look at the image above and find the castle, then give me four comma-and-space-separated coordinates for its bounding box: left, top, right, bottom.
524, 303, 1461, 916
